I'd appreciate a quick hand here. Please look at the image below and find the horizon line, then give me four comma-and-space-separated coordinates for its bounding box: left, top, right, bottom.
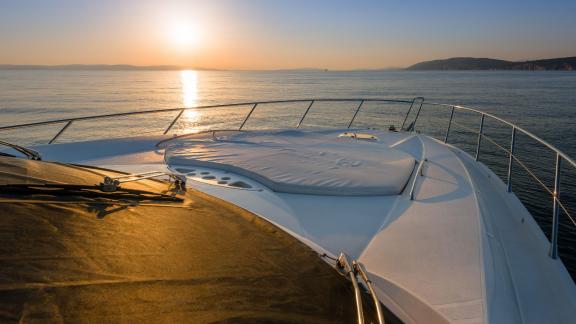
0, 64, 405, 72
1, 55, 574, 72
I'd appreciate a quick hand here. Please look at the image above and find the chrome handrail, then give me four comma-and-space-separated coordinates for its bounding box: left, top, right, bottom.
0, 98, 413, 131
427, 101, 576, 167
0, 140, 42, 160
338, 253, 364, 324
1, 97, 575, 262
409, 158, 427, 201
414, 101, 576, 259
353, 260, 385, 324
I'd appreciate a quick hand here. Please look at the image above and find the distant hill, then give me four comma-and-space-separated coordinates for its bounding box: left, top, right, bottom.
407, 57, 576, 71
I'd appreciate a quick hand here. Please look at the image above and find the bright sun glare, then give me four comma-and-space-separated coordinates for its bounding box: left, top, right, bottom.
168, 21, 200, 50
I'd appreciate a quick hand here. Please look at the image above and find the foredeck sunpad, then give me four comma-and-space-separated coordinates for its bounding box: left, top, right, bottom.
166, 129, 416, 196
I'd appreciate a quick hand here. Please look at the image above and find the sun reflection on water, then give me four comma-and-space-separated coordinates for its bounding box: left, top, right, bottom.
181, 70, 198, 108
180, 70, 199, 130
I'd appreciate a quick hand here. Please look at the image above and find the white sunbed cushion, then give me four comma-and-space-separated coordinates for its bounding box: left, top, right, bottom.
166, 130, 416, 196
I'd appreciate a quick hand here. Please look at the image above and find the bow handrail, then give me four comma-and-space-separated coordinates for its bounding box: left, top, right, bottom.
0, 97, 575, 262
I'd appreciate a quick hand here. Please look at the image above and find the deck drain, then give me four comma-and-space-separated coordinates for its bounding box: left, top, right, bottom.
228, 181, 252, 189
175, 168, 194, 173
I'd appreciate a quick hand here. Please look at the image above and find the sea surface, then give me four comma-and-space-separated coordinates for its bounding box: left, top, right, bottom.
0, 69, 575, 279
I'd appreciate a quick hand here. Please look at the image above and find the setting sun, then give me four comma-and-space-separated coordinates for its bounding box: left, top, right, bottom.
167, 20, 200, 51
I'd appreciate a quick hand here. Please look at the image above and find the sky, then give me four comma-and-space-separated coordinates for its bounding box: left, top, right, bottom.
0, 0, 575, 70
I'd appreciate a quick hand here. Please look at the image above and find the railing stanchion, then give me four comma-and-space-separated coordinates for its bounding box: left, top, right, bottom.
411, 99, 425, 131
401, 97, 418, 130
297, 100, 315, 128
163, 109, 185, 135
549, 153, 562, 259
506, 127, 516, 192
475, 114, 485, 161
348, 100, 365, 129
239, 103, 258, 130
444, 106, 455, 143
49, 120, 73, 144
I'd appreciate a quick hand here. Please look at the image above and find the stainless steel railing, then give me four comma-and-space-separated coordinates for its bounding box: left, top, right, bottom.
415, 101, 576, 259
353, 260, 385, 324
0, 97, 575, 261
336, 252, 386, 324
338, 253, 365, 324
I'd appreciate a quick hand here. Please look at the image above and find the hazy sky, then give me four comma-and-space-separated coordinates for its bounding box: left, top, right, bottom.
1, 0, 575, 69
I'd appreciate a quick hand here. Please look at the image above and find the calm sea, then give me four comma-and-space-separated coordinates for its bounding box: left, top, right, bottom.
1, 69, 575, 278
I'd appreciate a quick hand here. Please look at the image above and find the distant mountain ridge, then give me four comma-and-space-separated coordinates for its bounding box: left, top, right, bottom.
407, 57, 576, 71
2, 57, 575, 71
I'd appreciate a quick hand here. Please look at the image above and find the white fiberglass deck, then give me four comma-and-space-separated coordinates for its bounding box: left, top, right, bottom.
165, 129, 415, 196
30, 129, 576, 324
